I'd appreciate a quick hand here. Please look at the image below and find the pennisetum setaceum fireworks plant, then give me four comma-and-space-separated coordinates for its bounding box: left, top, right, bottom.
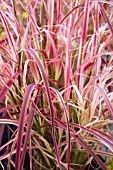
0, 0, 113, 169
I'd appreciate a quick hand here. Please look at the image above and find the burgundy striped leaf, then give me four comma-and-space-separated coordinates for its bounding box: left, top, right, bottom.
70, 123, 113, 152
50, 87, 70, 170
26, 48, 62, 170
56, 119, 107, 170
15, 84, 36, 170
19, 88, 41, 170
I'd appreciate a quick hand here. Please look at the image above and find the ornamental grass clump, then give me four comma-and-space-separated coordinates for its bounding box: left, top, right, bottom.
0, 0, 113, 169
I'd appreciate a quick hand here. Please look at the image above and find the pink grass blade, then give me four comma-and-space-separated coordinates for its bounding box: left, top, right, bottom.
1, 0, 22, 36
47, 0, 54, 31
19, 88, 41, 169
44, 116, 107, 170
0, 74, 18, 103
71, 134, 107, 170
51, 87, 70, 170
71, 124, 113, 151
73, 51, 113, 79
60, 121, 107, 170
78, 0, 90, 92
98, 2, 113, 36
65, 39, 71, 87
0, 137, 16, 153
54, 4, 82, 35
26, 48, 62, 170
15, 84, 36, 170
89, 128, 113, 152
0, 104, 20, 114
82, 0, 90, 45
96, 85, 113, 117
18, 0, 40, 34
0, 80, 13, 103
56, 0, 63, 23
70, 123, 113, 152
0, 10, 17, 62
65, 38, 72, 101
42, 29, 58, 58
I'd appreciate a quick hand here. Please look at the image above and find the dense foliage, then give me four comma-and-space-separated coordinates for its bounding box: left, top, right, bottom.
0, 0, 113, 169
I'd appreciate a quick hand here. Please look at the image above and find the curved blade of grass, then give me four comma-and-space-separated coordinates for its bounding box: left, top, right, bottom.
15, 84, 36, 170
54, 4, 82, 34
50, 87, 70, 170
89, 128, 113, 152
42, 29, 57, 58
70, 123, 113, 152
19, 88, 41, 170
98, 2, 113, 36
0, 104, 20, 114
0, 119, 18, 126
0, 74, 18, 103
62, 122, 107, 170
71, 134, 107, 170
0, 79, 13, 103
73, 51, 113, 79
0, 137, 16, 155
26, 48, 62, 170
96, 85, 113, 117
43, 115, 107, 170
